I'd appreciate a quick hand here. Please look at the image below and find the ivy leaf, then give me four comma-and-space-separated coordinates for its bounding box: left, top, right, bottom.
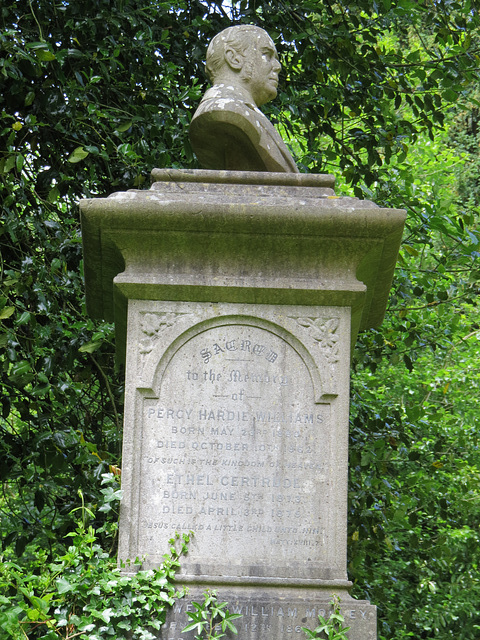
35, 49, 56, 61
68, 146, 90, 163
56, 577, 75, 594
116, 121, 133, 132
0, 307, 15, 319
79, 340, 102, 353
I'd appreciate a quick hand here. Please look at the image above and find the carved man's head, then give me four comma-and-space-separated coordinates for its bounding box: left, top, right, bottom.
205, 25, 281, 107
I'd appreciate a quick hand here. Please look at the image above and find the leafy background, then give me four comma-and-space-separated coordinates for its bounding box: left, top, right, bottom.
1, 1, 479, 638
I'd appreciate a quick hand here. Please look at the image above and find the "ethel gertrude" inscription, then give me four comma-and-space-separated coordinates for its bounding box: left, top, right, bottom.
137, 324, 331, 569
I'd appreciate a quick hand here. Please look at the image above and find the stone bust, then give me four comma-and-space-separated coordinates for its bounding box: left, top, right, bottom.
190, 25, 298, 173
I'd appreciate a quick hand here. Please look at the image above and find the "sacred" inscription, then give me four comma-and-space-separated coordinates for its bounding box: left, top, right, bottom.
137, 324, 331, 571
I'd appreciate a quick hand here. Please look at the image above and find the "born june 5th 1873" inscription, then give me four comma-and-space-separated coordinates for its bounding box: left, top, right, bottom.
137, 324, 332, 572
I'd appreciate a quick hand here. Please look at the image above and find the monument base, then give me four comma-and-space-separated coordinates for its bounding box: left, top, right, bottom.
160, 585, 376, 640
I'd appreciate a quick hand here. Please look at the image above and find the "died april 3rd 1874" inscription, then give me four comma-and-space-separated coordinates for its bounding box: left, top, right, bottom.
137, 324, 332, 573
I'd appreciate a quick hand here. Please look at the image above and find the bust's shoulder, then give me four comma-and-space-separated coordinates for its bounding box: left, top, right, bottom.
190, 84, 298, 173
193, 85, 267, 127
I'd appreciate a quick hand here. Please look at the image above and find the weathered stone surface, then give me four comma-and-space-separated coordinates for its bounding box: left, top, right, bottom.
162, 587, 376, 640
80, 169, 406, 365
119, 301, 351, 584
119, 298, 376, 639
150, 168, 333, 187
80, 169, 405, 640
190, 26, 298, 172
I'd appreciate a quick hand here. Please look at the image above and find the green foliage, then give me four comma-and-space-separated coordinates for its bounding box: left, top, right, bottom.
302, 597, 351, 640
252, 0, 480, 189
182, 590, 242, 639
0, 474, 189, 640
348, 304, 480, 639
1, 2, 479, 640
348, 115, 480, 637
0, 0, 212, 564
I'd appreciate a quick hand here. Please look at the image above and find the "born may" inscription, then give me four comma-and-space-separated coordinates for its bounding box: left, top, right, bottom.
137, 324, 332, 578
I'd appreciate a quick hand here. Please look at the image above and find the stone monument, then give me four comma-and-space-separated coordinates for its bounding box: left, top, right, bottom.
80, 25, 406, 640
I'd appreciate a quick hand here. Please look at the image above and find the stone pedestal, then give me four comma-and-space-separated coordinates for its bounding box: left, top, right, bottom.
80, 169, 406, 640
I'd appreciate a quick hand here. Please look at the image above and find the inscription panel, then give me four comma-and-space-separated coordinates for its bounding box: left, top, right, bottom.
137, 324, 332, 576
158, 589, 376, 640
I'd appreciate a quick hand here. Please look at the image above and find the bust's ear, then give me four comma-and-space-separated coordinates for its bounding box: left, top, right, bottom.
224, 46, 244, 71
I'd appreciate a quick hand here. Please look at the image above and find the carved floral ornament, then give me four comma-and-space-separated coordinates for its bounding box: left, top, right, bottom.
139, 312, 188, 355
293, 317, 340, 364
138, 312, 340, 363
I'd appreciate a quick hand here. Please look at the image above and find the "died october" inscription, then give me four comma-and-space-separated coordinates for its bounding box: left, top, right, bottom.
137, 324, 332, 574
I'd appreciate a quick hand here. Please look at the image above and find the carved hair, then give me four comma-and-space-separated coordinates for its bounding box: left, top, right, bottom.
205, 25, 272, 83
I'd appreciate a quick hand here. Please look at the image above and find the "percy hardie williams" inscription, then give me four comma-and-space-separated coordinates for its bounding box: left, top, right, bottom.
137, 324, 331, 570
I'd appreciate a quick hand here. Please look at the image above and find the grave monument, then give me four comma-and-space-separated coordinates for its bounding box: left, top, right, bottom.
80, 25, 406, 640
